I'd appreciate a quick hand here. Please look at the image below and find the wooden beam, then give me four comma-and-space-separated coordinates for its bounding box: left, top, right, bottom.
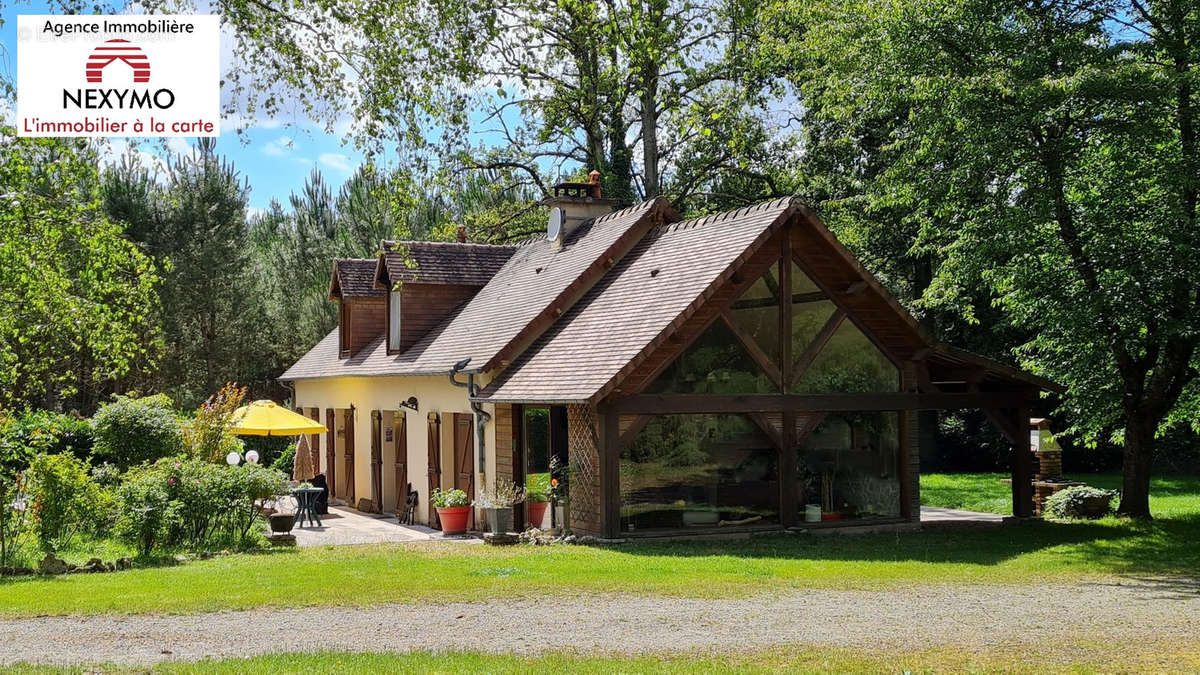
720, 311, 783, 389
779, 251, 793, 393
617, 415, 651, 448
779, 409, 797, 527
748, 412, 785, 451
791, 309, 846, 388
612, 391, 1039, 415
731, 291, 826, 311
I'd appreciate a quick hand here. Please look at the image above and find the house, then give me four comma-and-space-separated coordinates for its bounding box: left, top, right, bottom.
281, 174, 1059, 538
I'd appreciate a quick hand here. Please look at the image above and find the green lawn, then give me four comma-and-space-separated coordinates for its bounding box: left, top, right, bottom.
920, 471, 1200, 518
10, 642, 1200, 674
0, 472, 1195, 618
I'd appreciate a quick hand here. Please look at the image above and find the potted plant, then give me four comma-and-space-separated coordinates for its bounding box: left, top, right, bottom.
269, 512, 295, 534
475, 478, 524, 535
525, 472, 551, 527
525, 489, 550, 527
431, 488, 472, 535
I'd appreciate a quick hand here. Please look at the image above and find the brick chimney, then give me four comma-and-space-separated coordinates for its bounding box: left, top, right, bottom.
542, 169, 617, 246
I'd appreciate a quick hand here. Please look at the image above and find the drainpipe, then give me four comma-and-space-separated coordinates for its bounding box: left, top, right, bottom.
449, 358, 491, 474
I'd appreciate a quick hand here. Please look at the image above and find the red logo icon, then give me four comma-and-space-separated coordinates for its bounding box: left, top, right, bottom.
85, 39, 150, 83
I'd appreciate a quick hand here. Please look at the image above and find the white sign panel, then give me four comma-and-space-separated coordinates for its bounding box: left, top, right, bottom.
17, 15, 220, 137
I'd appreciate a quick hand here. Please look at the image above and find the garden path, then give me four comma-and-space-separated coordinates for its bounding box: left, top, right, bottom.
2, 577, 1197, 666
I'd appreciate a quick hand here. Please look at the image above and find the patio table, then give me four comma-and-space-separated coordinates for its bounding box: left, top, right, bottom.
292, 487, 324, 528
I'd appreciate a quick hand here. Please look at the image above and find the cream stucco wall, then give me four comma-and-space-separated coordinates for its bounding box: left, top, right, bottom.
293, 374, 500, 526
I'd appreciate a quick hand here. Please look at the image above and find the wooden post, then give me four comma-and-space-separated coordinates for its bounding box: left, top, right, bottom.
599, 409, 621, 538
513, 404, 525, 529
780, 409, 797, 527
985, 406, 1034, 518
1011, 407, 1033, 518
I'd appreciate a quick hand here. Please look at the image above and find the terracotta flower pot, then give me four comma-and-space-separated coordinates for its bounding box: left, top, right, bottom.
436, 506, 472, 535
526, 500, 549, 527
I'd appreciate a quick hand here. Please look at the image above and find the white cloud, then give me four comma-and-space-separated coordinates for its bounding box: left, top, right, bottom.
262, 135, 297, 157
166, 137, 192, 156
246, 205, 266, 221
318, 152, 353, 173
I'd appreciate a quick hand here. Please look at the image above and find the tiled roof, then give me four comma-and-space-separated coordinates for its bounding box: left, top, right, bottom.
331, 259, 386, 299
377, 241, 516, 288
280, 198, 671, 380
476, 198, 799, 403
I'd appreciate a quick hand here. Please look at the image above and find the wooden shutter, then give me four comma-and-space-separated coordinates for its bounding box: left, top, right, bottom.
325, 408, 336, 499
344, 408, 355, 505
370, 410, 383, 513
395, 413, 408, 516
427, 412, 441, 528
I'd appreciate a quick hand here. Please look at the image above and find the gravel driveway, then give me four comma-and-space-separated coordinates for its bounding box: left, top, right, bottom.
3, 578, 1198, 666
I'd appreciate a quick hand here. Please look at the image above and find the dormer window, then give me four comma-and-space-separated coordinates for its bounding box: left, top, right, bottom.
388, 288, 402, 353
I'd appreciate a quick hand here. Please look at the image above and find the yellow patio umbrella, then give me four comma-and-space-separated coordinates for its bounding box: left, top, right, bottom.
230, 400, 327, 436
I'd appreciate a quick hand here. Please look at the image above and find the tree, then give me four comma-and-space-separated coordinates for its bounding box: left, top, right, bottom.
0, 132, 162, 411
764, 0, 1200, 517
216, 0, 780, 204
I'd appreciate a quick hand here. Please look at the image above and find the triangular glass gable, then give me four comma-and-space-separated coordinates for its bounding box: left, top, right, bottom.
728, 266, 782, 367
792, 319, 899, 393
789, 261, 838, 370
791, 261, 821, 295
647, 319, 777, 394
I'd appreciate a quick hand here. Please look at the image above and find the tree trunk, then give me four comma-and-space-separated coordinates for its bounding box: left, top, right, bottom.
640, 68, 660, 197
1117, 412, 1156, 519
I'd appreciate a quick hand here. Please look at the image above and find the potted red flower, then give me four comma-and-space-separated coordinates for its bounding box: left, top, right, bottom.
432, 488, 472, 534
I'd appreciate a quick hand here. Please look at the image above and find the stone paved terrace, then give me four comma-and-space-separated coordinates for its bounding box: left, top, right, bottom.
919, 505, 1009, 529
279, 504, 1005, 547
287, 505, 481, 547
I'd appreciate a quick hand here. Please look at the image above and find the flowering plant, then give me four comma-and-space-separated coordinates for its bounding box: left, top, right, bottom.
431, 487, 471, 509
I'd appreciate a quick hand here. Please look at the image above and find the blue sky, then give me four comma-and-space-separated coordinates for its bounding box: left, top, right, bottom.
1, 2, 368, 213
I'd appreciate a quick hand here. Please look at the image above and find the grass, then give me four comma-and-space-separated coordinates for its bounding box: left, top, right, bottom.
0, 472, 1195, 618
920, 471, 1200, 518
10, 642, 1200, 674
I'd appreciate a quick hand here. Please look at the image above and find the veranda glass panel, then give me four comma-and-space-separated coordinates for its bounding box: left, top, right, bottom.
797, 412, 901, 522
789, 261, 838, 365
646, 319, 776, 394
791, 299, 839, 362
792, 319, 899, 393
728, 266, 781, 366
791, 261, 821, 295
621, 414, 779, 532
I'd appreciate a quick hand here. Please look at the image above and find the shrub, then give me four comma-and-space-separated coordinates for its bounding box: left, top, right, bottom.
116, 456, 289, 554
0, 469, 30, 566
115, 468, 172, 556
26, 453, 110, 552
431, 488, 471, 508
92, 394, 184, 470
1044, 485, 1118, 520
184, 383, 246, 462
0, 410, 94, 466
270, 443, 296, 473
